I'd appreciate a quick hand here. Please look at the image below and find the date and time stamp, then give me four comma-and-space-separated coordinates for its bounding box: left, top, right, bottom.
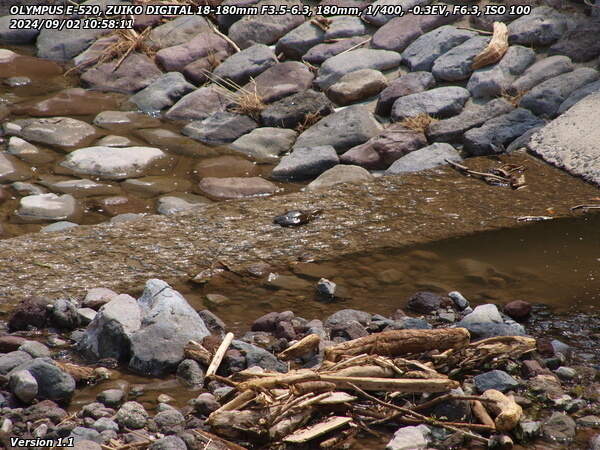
8, 2, 532, 30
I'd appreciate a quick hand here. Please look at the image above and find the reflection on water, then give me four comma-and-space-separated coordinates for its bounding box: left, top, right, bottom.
177, 214, 600, 331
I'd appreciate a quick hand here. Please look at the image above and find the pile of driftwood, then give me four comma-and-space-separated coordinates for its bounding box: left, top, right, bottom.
190, 328, 536, 448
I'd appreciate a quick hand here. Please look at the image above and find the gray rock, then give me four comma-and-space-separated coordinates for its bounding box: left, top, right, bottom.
304, 35, 370, 65
428, 98, 515, 143
542, 412, 576, 443
520, 68, 599, 118
391, 86, 470, 121
325, 16, 368, 39
324, 309, 371, 329
78, 294, 142, 361
558, 80, 600, 114
155, 32, 231, 73
467, 45, 536, 98
9, 370, 38, 403
372, 13, 461, 52
129, 73, 195, 114
376, 71, 436, 116
156, 196, 199, 216
70, 427, 103, 444
448, 291, 469, 310
427, 387, 470, 421
247, 62, 314, 104
36, 27, 108, 61
474, 370, 519, 393
192, 393, 220, 415
327, 69, 388, 106
52, 298, 80, 330
459, 304, 503, 325
228, 0, 305, 49
154, 409, 185, 434
432, 36, 489, 81
306, 165, 373, 190
230, 340, 287, 372
14, 194, 78, 223
508, 6, 568, 46
165, 86, 228, 121
272, 146, 339, 181
92, 417, 119, 433
0, 16, 40, 44
61, 147, 167, 181
260, 90, 333, 129
147, 16, 212, 50
7, 137, 55, 165
128, 279, 211, 376
9, 117, 97, 150
386, 424, 430, 449
83, 288, 118, 310
97, 389, 126, 408
548, 21, 600, 63
316, 49, 402, 89
463, 108, 544, 156
80, 53, 163, 94
182, 112, 257, 146
197, 310, 226, 335
591, 434, 600, 450
385, 143, 462, 174
276, 21, 326, 59
230, 127, 297, 163
555, 366, 577, 380
505, 125, 543, 152
148, 436, 187, 450
364, 0, 429, 27
0, 153, 33, 183
528, 92, 600, 186
176, 359, 204, 388
294, 105, 382, 153
403, 26, 476, 72
198, 177, 277, 199
115, 401, 148, 429
316, 278, 337, 299
9, 358, 75, 403
464, 322, 526, 339
213, 44, 277, 84
41, 221, 79, 233
18, 341, 51, 358
406, 291, 443, 314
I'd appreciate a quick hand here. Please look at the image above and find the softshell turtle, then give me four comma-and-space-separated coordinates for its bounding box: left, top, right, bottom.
273, 209, 322, 227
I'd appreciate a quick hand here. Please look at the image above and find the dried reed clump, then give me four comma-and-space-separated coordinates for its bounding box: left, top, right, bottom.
295, 111, 324, 133
400, 113, 438, 133
204, 71, 265, 120
501, 88, 525, 107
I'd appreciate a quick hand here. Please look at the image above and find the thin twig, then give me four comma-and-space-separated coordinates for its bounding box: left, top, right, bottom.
337, 37, 372, 56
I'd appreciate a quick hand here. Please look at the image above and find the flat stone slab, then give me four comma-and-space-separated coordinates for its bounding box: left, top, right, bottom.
0, 153, 597, 303
528, 92, 600, 186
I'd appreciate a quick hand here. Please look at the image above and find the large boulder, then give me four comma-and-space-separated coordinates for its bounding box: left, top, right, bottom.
213, 44, 277, 85
294, 105, 382, 153
402, 26, 476, 72
519, 68, 599, 118
260, 90, 333, 129
129, 72, 195, 113
276, 21, 326, 59
271, 146, 339, 181
182, 112, 258, 146
244, 61, 314, 103
385, 143, 462, 174
315, 49, 401, 89
165, 86, 228, 121
228, 0, 305, 49
7, 117, 98, 151
527, 92, 600, 186
155, 32, 232, 72
391, 87, 470, 121
9, 358, 75, 403
508, 6, 568, 47
509, 55, 573, 95
463, 108, 544, 156
128, 280, 210, 376
431, 36, 489, 81
376, 71, 436, 116
78, 294, 142, 362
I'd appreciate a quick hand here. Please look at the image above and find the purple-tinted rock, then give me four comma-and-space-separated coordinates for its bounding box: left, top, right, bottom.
244, 62, 314, 103
165, 86, 229, 121
304, 36, 370, 65
155, 32, 232, 72
376, 71, 436, 116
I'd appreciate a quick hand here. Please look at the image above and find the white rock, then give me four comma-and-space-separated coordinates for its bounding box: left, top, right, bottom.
386, 425, 430, 450
60, 146, 168, 180
16, 193, 78, 221
9, 370, 38, 403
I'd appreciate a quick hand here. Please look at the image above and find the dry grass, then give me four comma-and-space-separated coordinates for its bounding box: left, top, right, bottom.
400, 113, 438, 133
295, 111, 324, 133
501, 88, 525, 107
205, 71, 265, 120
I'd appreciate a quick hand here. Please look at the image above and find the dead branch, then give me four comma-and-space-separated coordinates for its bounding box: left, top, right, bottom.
206, 332, 234, 378
471, 400, 496, 429
283, 416, 354, 444
324, 328, 470, 362
472, 22, 509, 70
278, 334, 321, 360
319, 376, 459, 393
184, 340, 212, 366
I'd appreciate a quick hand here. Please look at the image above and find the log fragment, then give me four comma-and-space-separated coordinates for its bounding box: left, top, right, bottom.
471, 400, 496, 429
283, 416, 354, 444
472, 22, 509, 70
482, 389, 522, 431
206, 332, 234, 378
324, 328, 470, 362
184, 340, 212, 366
319, 376, 459, 392
278, 334, 321, 360
237, 372, 319, 391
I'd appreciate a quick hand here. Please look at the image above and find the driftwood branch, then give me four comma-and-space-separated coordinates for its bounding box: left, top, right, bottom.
206, 332, 234, 378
